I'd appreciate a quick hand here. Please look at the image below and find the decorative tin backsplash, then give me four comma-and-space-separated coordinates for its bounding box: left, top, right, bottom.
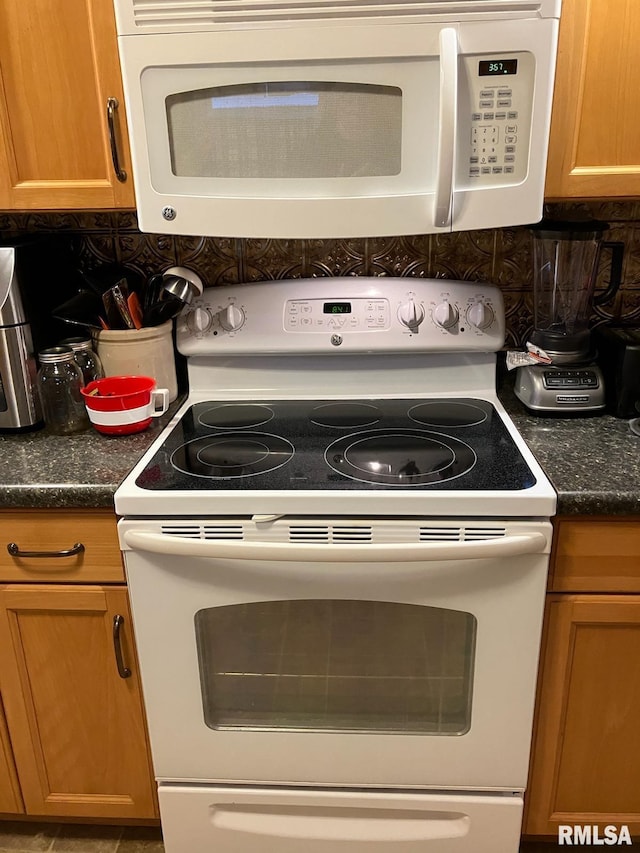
2, 201, 640, 347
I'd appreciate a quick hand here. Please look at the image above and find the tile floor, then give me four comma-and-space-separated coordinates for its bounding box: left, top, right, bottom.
0, 822, 558, 852
0, 823, 164, 853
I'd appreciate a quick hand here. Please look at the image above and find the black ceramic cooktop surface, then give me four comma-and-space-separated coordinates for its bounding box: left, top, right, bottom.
135, 399, 537, 492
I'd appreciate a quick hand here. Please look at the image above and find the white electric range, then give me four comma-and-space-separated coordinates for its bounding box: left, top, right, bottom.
116, 277, 555, 853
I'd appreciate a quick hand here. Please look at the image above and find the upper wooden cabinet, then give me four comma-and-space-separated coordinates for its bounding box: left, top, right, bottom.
0, 0, 134, 209
545, 0, 640, 198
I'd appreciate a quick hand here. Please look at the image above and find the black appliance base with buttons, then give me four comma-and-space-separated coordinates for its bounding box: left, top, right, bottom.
514, 363, 605, 413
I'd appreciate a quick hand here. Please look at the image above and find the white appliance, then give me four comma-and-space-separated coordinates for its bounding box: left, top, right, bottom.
112, 0, 561, 238
116, 277, 556, 853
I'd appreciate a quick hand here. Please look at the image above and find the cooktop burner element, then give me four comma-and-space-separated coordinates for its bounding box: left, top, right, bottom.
198, 404, 275, 429
326, 429, 476, 485
408, 401, 488, 428
135, 398, 536, 493
171, 433, 294, 479
310, 402, 382, 428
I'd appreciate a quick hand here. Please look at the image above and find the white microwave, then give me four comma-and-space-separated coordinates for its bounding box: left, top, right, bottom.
113, 0, 561, 239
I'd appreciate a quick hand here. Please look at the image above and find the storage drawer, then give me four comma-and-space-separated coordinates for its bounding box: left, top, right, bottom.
550, 518, 640, 593
0, 510, 124, 583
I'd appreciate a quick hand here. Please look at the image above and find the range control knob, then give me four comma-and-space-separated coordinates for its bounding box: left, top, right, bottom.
218, 304, 246, 332
186, 306, 213, 334
433, 301, 459, 329
397, 299, 425, 332
466, 301, 495, 330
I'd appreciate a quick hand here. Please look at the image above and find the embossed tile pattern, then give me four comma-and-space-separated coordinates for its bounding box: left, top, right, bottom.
3, 200, 640, 346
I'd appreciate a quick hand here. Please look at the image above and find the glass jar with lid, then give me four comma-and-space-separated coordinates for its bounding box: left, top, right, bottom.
37, 347, 90, 435
59, 336, 104, 386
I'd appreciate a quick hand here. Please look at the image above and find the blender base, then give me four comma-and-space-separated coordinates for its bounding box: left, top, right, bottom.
514, 363, 606, 413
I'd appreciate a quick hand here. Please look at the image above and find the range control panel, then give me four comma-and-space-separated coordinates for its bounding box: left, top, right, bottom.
176, 277, 505, 356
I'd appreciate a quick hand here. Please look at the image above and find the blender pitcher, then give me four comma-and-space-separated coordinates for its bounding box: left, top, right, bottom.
530, 219, 623, 363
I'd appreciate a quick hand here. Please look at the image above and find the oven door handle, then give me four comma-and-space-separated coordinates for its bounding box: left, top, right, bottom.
123, 530, 548, 562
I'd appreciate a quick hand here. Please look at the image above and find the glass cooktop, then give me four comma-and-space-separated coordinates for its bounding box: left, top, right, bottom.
135, 398, 536, 492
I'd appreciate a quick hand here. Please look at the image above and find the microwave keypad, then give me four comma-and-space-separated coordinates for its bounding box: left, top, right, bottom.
470, 93, 518, 177
462, 52, 534, 187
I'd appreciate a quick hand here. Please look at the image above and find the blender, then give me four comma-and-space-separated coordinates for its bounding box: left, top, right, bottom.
514, 219, 623, 413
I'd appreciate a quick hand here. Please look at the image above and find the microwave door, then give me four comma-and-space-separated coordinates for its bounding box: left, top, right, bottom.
120, 26, 446, 238
118, 16, 557, 238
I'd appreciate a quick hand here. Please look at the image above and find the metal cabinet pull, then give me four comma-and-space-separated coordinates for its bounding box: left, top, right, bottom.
106, 97, 127, 183
113, 615, 132, 679
7, 542, 85, 558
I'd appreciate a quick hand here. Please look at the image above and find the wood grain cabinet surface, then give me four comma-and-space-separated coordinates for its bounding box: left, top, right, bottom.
0, 0, 134, 210
545, 0, 640, 198
0, 510, 157, 821
0, 694, 23, 815
525, 519, 640, 836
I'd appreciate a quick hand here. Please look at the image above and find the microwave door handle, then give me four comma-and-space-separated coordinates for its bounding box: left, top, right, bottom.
433, 27, 458, 228
123, 530, 548, 562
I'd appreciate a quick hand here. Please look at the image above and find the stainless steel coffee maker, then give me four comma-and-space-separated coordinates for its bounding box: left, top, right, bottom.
514, 219, 623, 414
0, 246, 42, 431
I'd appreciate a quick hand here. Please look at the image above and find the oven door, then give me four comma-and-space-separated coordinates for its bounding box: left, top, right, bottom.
120, 518, 551, 791
116, 15, 556, 238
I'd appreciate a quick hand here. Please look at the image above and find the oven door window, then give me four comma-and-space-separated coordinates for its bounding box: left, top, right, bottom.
165, 82, 402, 180
194, 600, 476, 734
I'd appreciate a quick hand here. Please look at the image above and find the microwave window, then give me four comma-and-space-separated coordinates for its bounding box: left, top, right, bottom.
165, 82, 402, 179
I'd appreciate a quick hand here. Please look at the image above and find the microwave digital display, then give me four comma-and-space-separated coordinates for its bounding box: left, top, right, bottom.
323, 302, 352, 314
479, 59, 518, 76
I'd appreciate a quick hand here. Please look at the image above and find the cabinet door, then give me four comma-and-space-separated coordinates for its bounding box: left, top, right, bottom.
545, 0, 640, 198
0, 585, 157, 819
0, 0, 134, 209
525, 595, 640, 835
0, 693, 23, 814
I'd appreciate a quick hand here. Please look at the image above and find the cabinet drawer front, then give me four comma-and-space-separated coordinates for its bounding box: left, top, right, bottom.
551, 519, 640, 593
0, 511, 124, 583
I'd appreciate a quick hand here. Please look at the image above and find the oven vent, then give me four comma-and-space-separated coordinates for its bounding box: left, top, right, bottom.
463, 526, 507, 540
419, 525, 507, 541
130, 0, 543, 29
161, 523, 244, 539
288, 525, 373, 543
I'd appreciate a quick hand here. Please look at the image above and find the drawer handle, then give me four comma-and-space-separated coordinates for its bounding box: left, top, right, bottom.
7, 542, 85, 558
113, 615, 132, 679
107, 97, 127, 183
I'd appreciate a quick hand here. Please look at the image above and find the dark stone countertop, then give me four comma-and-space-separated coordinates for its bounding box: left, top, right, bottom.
500, 377, 640, 517
0, 400, 184, 510
0, 385, 639, 516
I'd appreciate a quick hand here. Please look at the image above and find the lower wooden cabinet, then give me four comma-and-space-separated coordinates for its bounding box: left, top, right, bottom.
0, 510, 157, 820
0, 584, 157, 819
525, 519, 640, 836
0, 694, 22, 814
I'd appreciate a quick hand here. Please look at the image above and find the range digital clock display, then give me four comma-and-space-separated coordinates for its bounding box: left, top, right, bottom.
323, 302, 352, 314
479, 59, 518, 76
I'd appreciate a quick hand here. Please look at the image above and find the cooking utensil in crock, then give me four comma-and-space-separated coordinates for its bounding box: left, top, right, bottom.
142, 266, 203, 327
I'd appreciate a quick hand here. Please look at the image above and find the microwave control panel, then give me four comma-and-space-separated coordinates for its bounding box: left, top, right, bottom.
460, 52, 534, 187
